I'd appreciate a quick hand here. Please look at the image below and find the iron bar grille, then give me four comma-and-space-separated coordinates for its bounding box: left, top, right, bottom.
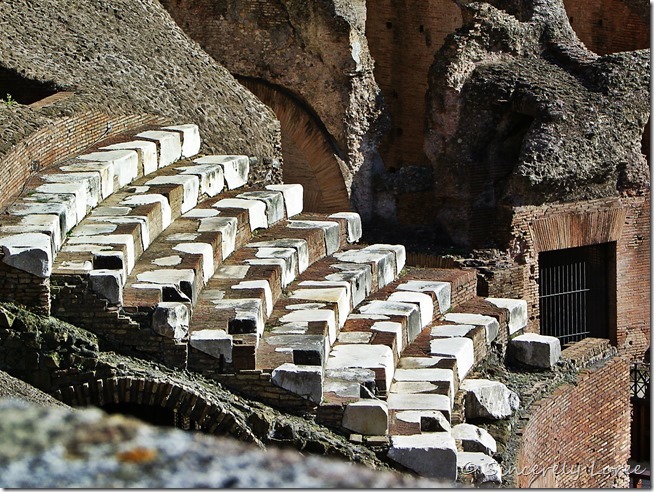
631, 362, 651, 400
538, 244, 611, 343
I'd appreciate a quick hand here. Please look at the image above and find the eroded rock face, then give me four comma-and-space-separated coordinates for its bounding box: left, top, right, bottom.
425, 0, 650, 247
160, 0, 389, 219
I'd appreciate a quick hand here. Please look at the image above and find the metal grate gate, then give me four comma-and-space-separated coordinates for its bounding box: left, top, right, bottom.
538, 243, 612, 344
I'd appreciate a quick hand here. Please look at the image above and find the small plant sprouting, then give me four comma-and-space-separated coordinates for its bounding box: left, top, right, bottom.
2, 93, 16, 108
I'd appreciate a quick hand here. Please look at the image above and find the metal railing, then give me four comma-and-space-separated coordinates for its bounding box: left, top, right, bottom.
631, 362, 650, 400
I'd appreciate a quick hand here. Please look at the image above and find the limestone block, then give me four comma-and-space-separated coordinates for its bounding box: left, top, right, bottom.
232, 280, 273, 317
461, 379, 520, 420
89, 215, 151, 250
67, 234, 136, 273
429, 337, 474, 381
486, 297, 528, 335
136, 130, 182, 167
36, 183, 89, 225
101, 140, 158, 175
60, 161, 114, 199
238, 190, 285, 225
213, 298, 265, 337
121, 194, 172, 230
0, 233, 52, 278
91, 206, 131, 217
93, 251, 127, 281
266, 183, 303, 217
337, 331, 372, 344
444, 312, 499, 344
194, 155, 249, 189
279, 309, 337, 344
287, 220, 340, 255
249, 238, 309, 273
328, 263, 372, 305
397, 280, 452, 314
326, 344, 395, 392
398, 356, 447, 369
9, 194, 77, 233
291, 286, 350, 328
246, 257, 292, 287
255, 247, 297, 285
146, 175, 199, 214
329, 212, 362, 243
137, 269, 196, 302
175, 165, 223, 198
342, 400, 388, 436
508, 333, 561, 369
363, 244, 406, 274
189, 329, 232, 362
456, 452, 502, 485
333, 250, 395, 288
153, 255, 182, 267
431, 324, 476, 338
152, 302, 189, 339
213, 265, 249, 280
359, 300, 421, 344
387, 291, 434, 329
0, 215, 62, 252
393, 368, 455, 404
173, 243, 215, 283
77, 149, 139, 188
89, 269, 123, 305
388, 433, 457, 480
162, 124, 201, 158
214, 198, 267, 231
42, 172, 102, 209
271, 363, 323, 403
197, 217, 237, 259
70, 223, 118, 237
371, 321, 404, 354
451, 423, 497, 455
324, 368, 376, 398
395, 410, 451, 433
266, 334, 328, 366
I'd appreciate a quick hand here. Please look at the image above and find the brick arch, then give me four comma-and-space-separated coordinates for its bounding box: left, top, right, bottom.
237, 77, 351, 213
52, 376, 259, 443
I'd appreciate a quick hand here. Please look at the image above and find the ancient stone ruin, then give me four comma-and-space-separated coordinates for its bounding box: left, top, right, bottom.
0, 0, 649, 488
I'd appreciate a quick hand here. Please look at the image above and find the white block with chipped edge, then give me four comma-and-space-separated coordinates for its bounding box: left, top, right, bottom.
41, 173, 102, 210
246, 257, 294, 287
342, 400, 388, 435
146, 175, 199, 214
232, 280, 273, 317
444, 312, 499, 344
0, 233, 53, 278
451, 423, 497, 455
387, 291, 434, 329
9, 195, 77, 233
271, 363, 323, 403
430, 337, 474, 381
35, 183, 89, 223
364, 244, 406, 274
212, 298, 265, 337
291, 287, 350, 328
388, 433, 457, 480
136, 130, 182, 167
431, 324, 476, 338
71, 223, 118, 237
152, 302, 189, 339
88, 215, 151, 250
66, 234, 136, 273
395, 410, 451, 433
460, 379, 520, 420
121, 194, 172, 229
280, 309, 337, 345
55, 260, 93, 272
93, 251, 127, 283
197, 216, 237, 259
329, 212, 362, 243
213, 265, 249, 280
326, 266, 371, 307
398, 356, 447, 369
184, 208, 220, 218
508, 333, 561, 369
238, 190, 285, 225
326, 344, 395, 391
266, 183, 303, 217
248, 238, 309, 273
0, 215, 62, 252
486, 297, 528, 334
89, 269, 123, 305
101, 140, 158, 176
386, 393, 451, 417
77, 149, 139, 188
137, 269, 195, 296
359, 300, 421, 343
189, 329, 232, 362
397, 280, 452, 313
287, 220, 340, 255
213, 198, 267, 231
193, 155, 249, 189
60, 161, 114, 199
371, 321, 404, 354
91, 206, 131, 217
177, 164, 224, 197
162, 124, 201, 158
456, 452, 502, 485
299, 280, 351, 308
173, 243, 215, 283
337, 331, 372, 344
393, 368, 455, 405
333, 250, 395, 288
390, 380, 441, 394
255, 247, 297, 285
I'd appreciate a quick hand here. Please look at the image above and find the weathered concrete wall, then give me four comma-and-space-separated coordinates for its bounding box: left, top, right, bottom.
0, 0, 282, 188
516, 354, 631, 488
160, 0, 388, 220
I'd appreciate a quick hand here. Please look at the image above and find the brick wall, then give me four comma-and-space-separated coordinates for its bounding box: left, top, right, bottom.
0, 257, 50, 315
516, 354, 631, 488
0, 111, 168, 210
492, 194, 650, 359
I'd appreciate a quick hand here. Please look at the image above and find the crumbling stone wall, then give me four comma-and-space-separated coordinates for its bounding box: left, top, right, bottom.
160, 0, 388, 220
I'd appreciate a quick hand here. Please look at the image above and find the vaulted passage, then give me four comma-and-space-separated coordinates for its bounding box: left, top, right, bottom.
0, 66, 59, 105
538, 243, 616, 345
